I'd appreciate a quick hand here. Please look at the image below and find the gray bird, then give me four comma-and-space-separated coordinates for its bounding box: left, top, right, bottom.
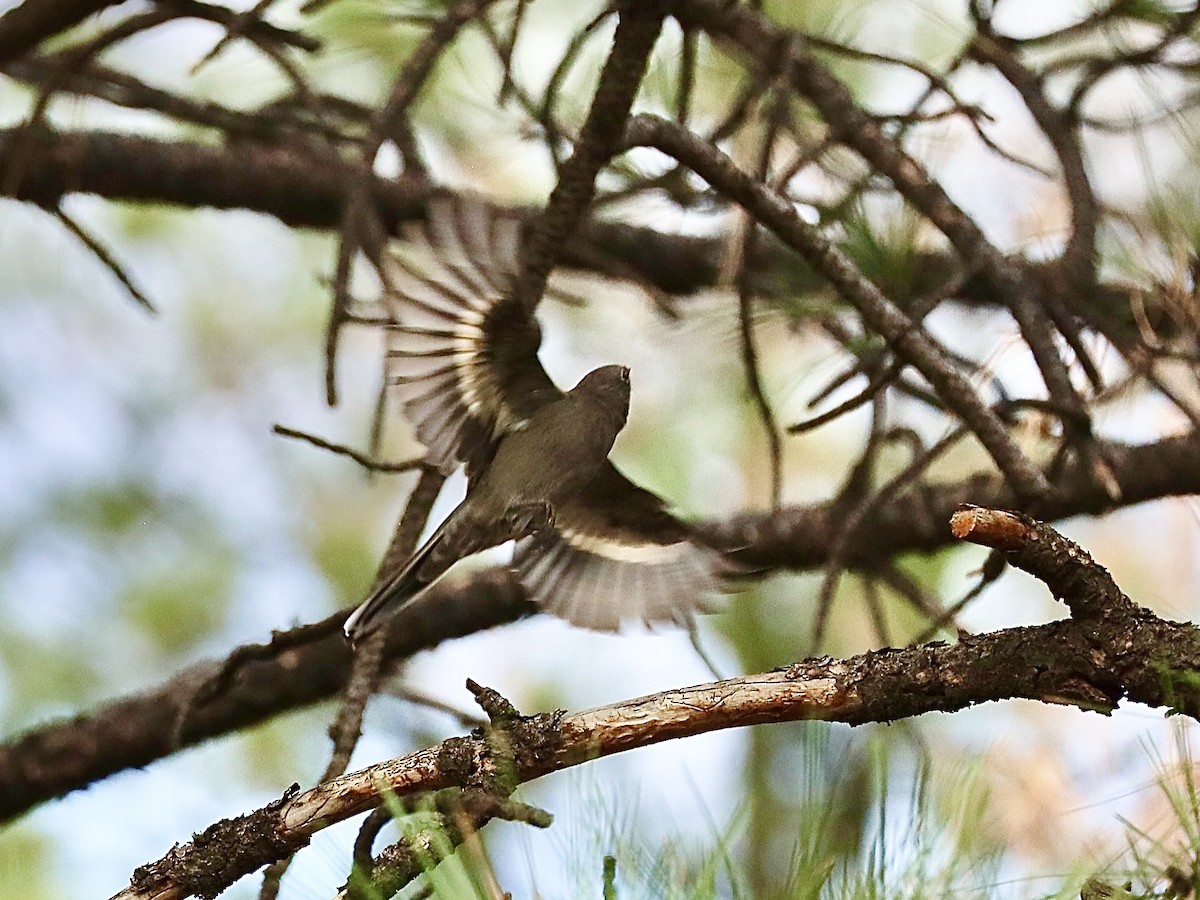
344, 196, 729, 642
344, 364, 631, 640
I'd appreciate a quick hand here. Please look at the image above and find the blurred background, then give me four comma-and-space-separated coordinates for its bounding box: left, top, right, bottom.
1, 0, 1199, 897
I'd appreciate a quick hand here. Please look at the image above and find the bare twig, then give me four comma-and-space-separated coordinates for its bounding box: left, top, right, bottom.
273, 424, 426, 474
675, 0, 1088, 500
970, 33, 1098, 289
53, 206, 156, 314
735, 55, 791, 508
260, 466, 450, 896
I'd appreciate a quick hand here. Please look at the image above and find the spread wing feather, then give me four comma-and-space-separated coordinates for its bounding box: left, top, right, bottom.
381, 195, 733, 629
382, 196, 560, 477
513, 462, 730, 630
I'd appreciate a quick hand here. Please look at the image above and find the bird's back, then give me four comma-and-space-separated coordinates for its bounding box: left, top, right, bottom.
471, 390, 622, 512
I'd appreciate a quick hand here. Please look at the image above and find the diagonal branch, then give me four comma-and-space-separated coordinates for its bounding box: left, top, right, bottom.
0, 0, 122, 63
0, 571, 536, 824
674, 0, 1091, 486
970, 34, 1097, 289
623, 113, 1051, 501
3, 430, 1197, 825
512, 1, 666, 311
112, 506, 1200, 899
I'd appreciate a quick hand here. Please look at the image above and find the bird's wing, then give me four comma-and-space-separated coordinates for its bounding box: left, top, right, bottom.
382, 196, 562, 477
512, 462, 731, 630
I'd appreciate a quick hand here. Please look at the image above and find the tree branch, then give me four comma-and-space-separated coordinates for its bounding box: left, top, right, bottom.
0, 126, 429, 228
0, 570, 535, 825
0, 0, 122, 64
112, 507, 1200, 900
623, 112, 1051, 501
0, 126, 1169, 348
512, 0, 666, 310
674, 0, 1092, 483
3, 430, 1197, 825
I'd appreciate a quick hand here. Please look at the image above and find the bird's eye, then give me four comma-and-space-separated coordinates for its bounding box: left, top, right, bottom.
620, 367, 631, 382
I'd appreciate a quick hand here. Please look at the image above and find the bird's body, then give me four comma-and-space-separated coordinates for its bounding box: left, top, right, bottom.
344, 195, 732, 643
473, 367, 627, 511
343, 365, 630, 641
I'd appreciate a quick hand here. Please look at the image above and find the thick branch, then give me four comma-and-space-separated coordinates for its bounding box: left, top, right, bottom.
0, 127, 1162, 341
950, 506, 1134, 619
0, 570, 535, 824
3, 430, 1197, 824
707, 429, 1200, 569
116, 576, 1200, 899
0, 127, 428, 228
0, 0, 121, 63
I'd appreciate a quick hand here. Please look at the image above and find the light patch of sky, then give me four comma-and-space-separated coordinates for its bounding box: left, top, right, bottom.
280, 818, 380, 900
0, 356, 129, 522
37, 744, 289, 898
3, 527, 122, 641
153, 403, 296, 543
1059, 501, 1200, 621
990, 0, 1114, 39
226, 552, 335, 636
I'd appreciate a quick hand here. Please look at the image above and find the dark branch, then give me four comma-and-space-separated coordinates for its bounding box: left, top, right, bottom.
0, 570, 535, 824
0, 0, 122, 64
3, 430, 1197, 824
0, 126, 1170, 350
114, 512, 1200, 899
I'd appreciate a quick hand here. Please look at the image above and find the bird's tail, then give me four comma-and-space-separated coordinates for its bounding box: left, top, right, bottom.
344, 516, 451, 644
343, 508, 491, 644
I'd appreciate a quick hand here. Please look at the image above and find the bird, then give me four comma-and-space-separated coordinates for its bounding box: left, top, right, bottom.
343, 195, 731, 642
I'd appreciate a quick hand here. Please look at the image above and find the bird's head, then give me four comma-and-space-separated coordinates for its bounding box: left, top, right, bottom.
572, 364, 631, 423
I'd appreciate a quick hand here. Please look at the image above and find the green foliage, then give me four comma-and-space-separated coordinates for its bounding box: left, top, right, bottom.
0, 825, 59, 900
1, 639, 100, 723
1105, 730, 1200, 899
839, 208, 930, 304
308, 512, 378, 607
1113, 0, 1190, 28
123, 558, 234, 652
760, 208, 940, 326
344, 788, 506, 899
236, 705, 338, 790
552, 727, 1011, 899
305, 0, 426, 101
1150, 660, 1200, 720
49, 480, 159, 536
